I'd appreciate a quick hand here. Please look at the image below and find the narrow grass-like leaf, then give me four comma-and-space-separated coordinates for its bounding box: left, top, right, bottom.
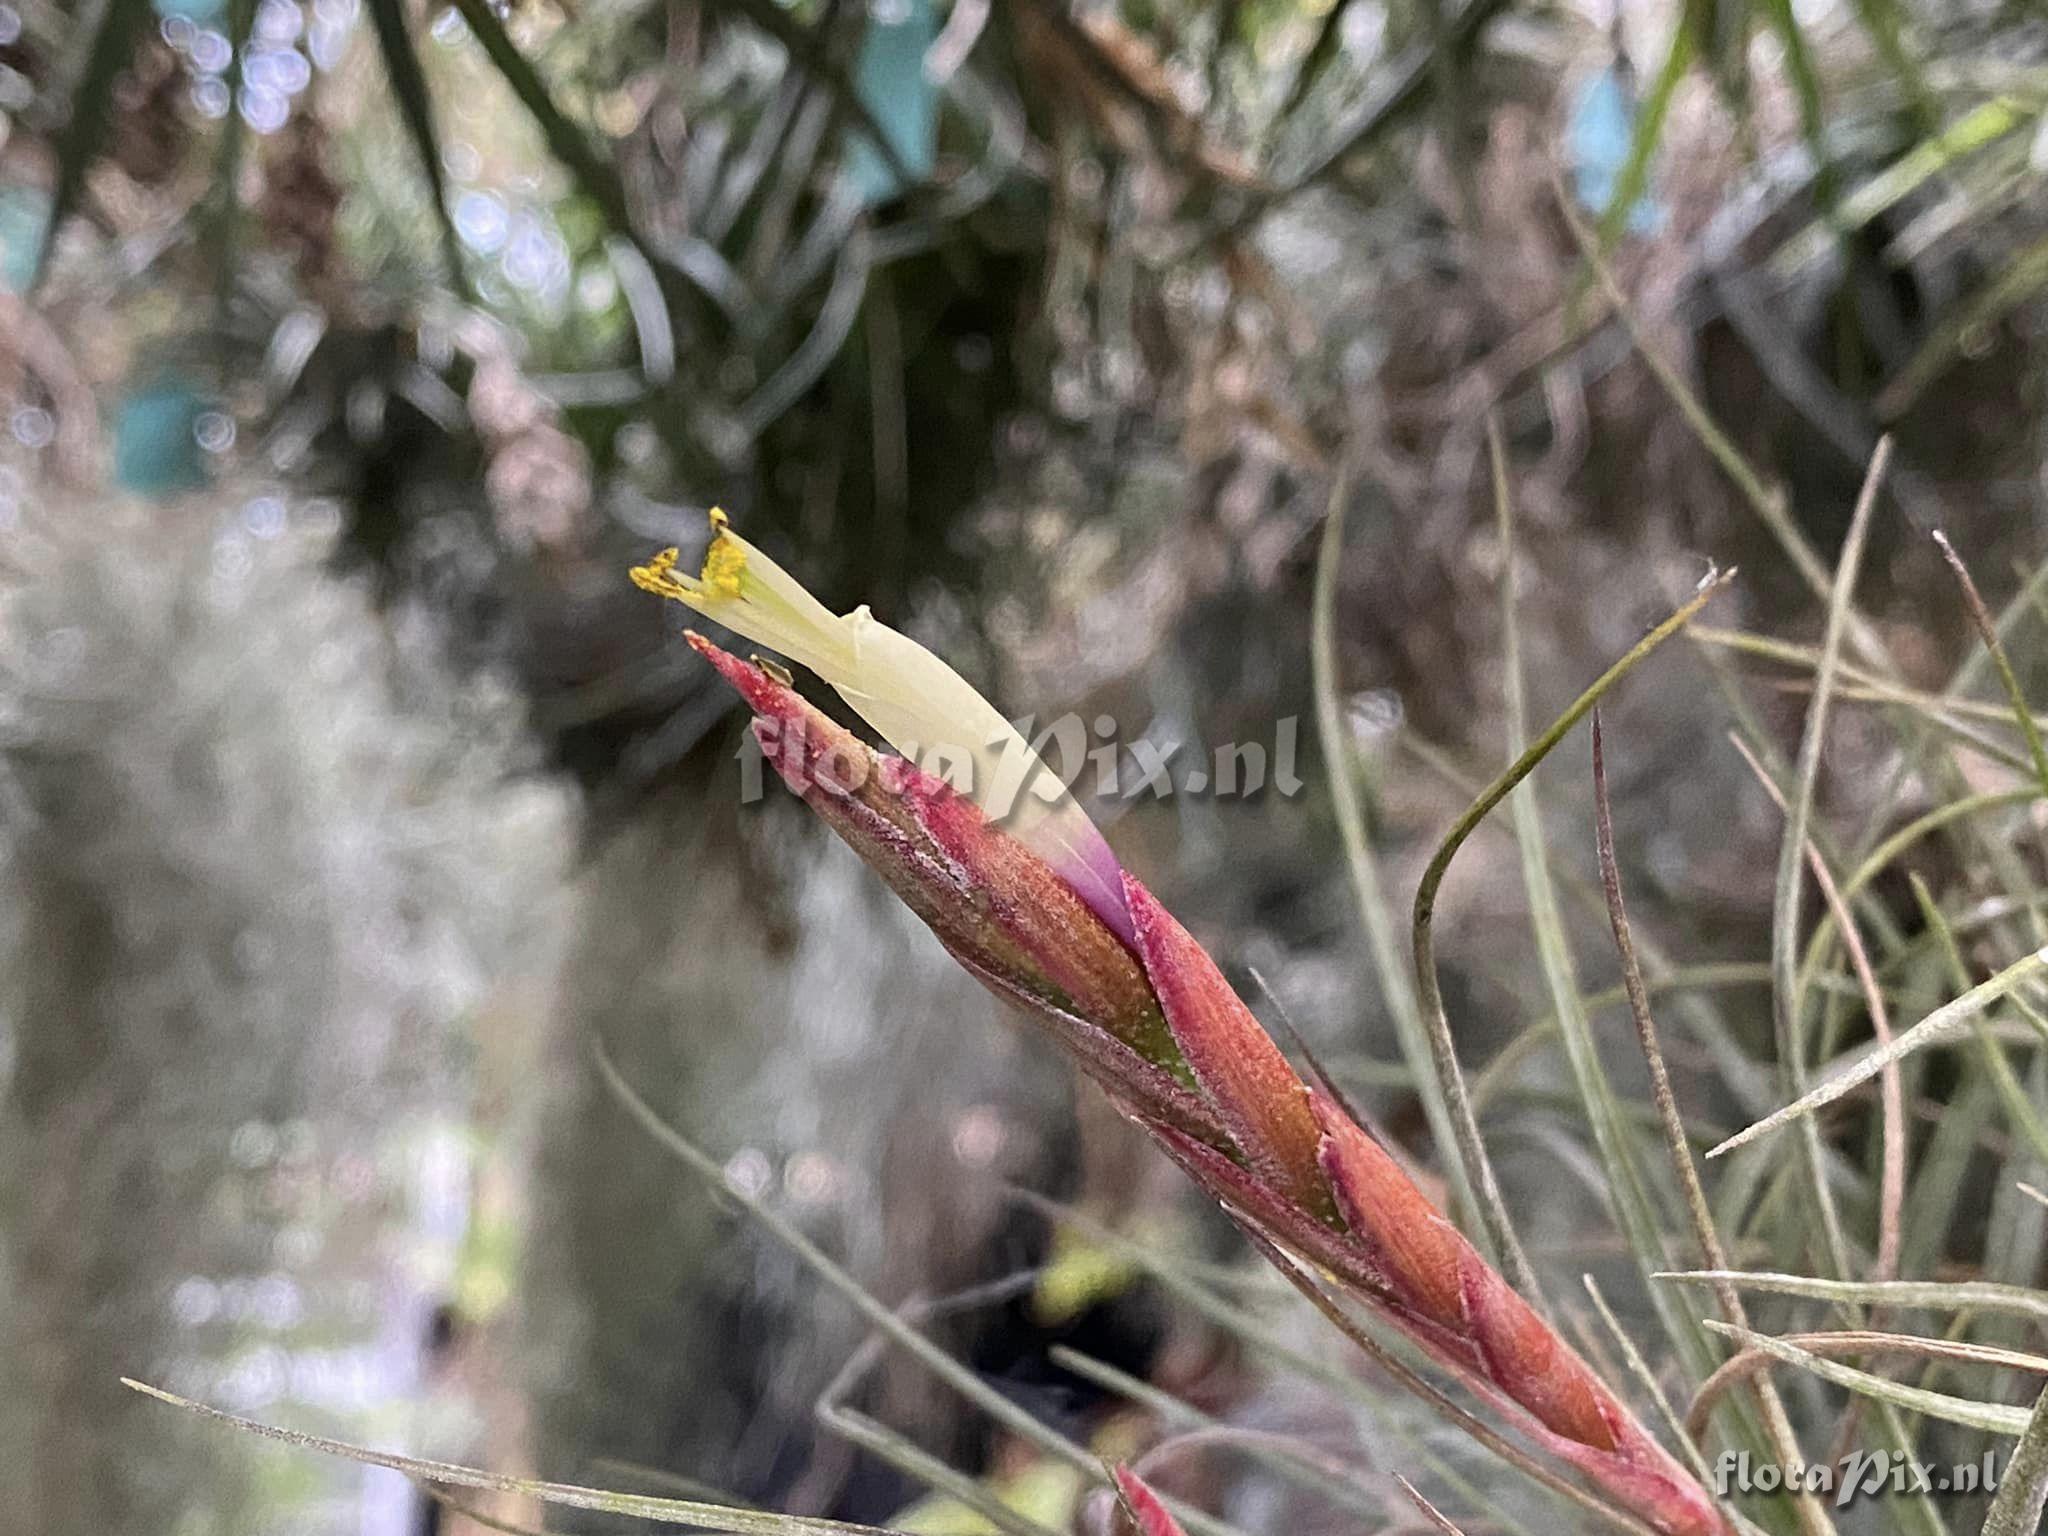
1403, 725, 1780, 1120
1695, 1325, 2045, 1435
1048, 1346, 1380, 1519
1763, 442, 1889, 1285
1842, 553, 2048, 893
1660, 1272, 2048, 1327
1728, 733, 1904, 1285
1311, 472, 1473, 1219
1710, 947, 2048, 1158
1239, 1229, 1666, 1536
1003, 1189, 1628, 1536
1797, 788, 2044, 1013
822, 1405, 1062, 1536
1594, 719, 1755, 1288
1985, 1385, 2048, 1536
121, 1379, 903, 1536
33, 0, 153, 285
1691, 626, 2035, 768
1912, 874, 2048, 1166
1879, 233, 2048, 419
1582, 1273, 1711, 1485
1557, 183, 1888, 673
364, 0, 470, 293
1757, 0, 1837, 215
1901, 1073, 1996, 1283
446, 0, 630, 233
1470, 963, 1777, 1117
1493, 428, 1720, 1387
1396, 1477, 1470, 1536
1771, 99, 2021, 279
1847, 0, 1931, 131
1594, 720, 1827, 1535
1410, 472, 1732, 1294
591, 1043, 1245, 1536
1934, 530, 2048, 798
1592, 21, 1692, 256
811, 1278, 1073, 1536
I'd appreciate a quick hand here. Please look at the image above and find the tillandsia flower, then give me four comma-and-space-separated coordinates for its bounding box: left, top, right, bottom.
630, 513, 1132, 942
634, 515, 1727, 1536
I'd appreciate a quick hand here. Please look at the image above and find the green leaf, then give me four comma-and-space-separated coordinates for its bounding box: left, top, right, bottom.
121, 1379, 905, 1536
1659, 1271, 2048, 1326
1310, 473, 1475, 1222
1699, 1325, 2039, 1435
1494, 422, 1717, 1376
1757, 0, 1836, 213
1846, 0, 1932, 135
588, 1042, 1249, 1536
363, 0, 470, 294
1881, 232, 2048, 420
1592, 21, 1692, 255
1770, 99, 2025, 279
1710, 946, 2048, 1159
33, 0, 154, 286
208, 0, 259, 353
1761, 443, 1889, 1282
444, 0, 629, 232
1407, 524, 1732, 1292
1277, 0, 1357, 122
1912, 875, 2048, 1169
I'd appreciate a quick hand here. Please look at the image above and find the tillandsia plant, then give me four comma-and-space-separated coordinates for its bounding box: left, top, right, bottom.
630, 513, 1729, 1536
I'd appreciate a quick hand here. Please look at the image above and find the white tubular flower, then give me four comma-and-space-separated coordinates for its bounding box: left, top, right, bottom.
632, 510, 1132, 941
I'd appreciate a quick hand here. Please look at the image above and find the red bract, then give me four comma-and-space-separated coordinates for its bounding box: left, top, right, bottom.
1111, 1467, 1187, 1536
685, 636, 1727, 1536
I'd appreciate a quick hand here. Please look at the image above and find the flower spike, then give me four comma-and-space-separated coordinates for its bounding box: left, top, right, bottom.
1122, 873, 1336, 1224
637, 560, 1732, 1536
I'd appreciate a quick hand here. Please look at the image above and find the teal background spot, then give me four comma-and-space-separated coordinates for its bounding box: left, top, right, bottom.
115, 377, 213, 496
1567, 66, 1665, 237
153, 0, 228, 25
844, 0, 938, 207
0, 186, 52, 293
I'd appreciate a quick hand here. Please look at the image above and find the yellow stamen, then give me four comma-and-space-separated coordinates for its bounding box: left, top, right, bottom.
700, 528, 748, 599
630, 546, 693, 601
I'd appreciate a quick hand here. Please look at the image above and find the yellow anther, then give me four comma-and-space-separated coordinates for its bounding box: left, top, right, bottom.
699, 529, 748, 599
708, 505, 730, 531
630, 546, 695, 603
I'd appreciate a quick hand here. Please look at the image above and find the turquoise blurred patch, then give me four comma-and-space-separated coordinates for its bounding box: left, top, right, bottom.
0, 186, 51, 293
1567, 66, 1664, 237
153, 0, 227, 25
844, 0, 938, 206
115, 377, 213, 496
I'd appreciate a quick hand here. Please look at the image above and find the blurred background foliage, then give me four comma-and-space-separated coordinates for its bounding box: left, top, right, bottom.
5, 0, 2048, 1531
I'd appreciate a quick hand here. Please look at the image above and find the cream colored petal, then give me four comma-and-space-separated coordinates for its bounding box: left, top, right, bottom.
633, 514, 1129, 933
